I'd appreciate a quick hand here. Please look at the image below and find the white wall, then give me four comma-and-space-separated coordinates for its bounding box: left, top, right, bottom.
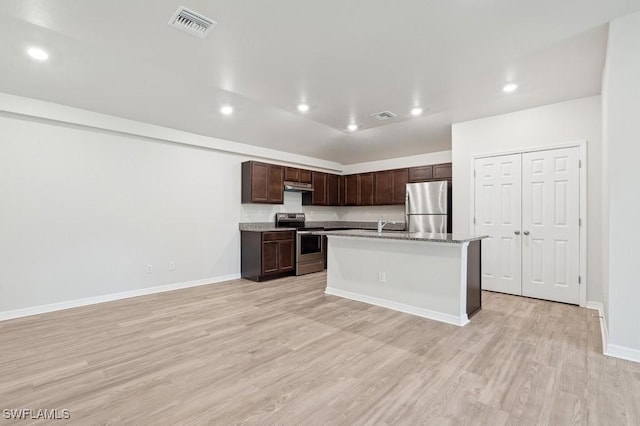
0, 99, 339, 315
602, 11, 640, 358
0, 94, 452, 316
451, 96, 603, 303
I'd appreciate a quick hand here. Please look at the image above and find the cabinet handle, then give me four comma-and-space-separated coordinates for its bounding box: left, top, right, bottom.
514, 230, 520, 235
523, 230, 530, 236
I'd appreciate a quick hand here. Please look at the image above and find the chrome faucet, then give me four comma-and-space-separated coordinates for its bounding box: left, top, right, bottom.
377, 218, 400, 234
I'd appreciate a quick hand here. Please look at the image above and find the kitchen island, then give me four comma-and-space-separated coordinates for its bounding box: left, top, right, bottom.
320, 230, 487, 326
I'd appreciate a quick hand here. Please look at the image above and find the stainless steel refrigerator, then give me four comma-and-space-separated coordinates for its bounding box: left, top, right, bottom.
405, 181, 451, 233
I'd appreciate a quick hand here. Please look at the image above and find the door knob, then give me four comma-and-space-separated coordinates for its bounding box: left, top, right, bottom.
514, 230, 520, 235
523, 230, 530, 236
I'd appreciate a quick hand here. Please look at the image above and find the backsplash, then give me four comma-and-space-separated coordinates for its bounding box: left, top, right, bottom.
239, 191, 304, 222
240, 191, 404, 223
338, 205, 404, 222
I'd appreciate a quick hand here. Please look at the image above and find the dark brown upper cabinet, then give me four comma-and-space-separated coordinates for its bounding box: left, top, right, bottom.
285, 167, 300, 182
302, 172, 343, 206
392, 168, 409, 204
433, 163, 452, 180
374, 170, 394, 205
373, 169, 409, 206
311, 172, 327, 205
343, 174, 359, 206
408, 165, 433, 182
241, 161, 284, 204
409, 163, 452, 182
359, 173, 374, 205
299, 169, 312, 184
327, 174, 340, 206
242, 160, 450, 205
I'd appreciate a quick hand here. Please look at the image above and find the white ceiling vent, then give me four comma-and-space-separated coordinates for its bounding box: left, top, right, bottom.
169, 6, 216, 39
371, 111, 397, 120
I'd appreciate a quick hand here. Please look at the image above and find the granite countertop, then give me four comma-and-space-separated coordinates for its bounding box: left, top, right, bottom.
238, 221, 406, 232
317, 229, 488, 243
238, 223, 296, 232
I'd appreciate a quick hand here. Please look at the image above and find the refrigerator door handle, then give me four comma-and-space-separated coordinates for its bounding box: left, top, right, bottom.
405, 191, 410, 231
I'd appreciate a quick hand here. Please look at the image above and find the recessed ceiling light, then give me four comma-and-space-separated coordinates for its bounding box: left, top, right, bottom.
503, 83, 518, 93
297, 103, 309, 112
220, 105, 233, 115
411, 107, 423, 116
347, 124, 358, 132
27, 47, 48, 61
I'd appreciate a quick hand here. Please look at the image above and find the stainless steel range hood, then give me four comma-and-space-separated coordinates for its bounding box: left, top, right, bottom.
284, 181, 314, 192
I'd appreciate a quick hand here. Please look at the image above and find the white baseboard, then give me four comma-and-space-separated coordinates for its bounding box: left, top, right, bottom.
605, 344, 640, 363
586, 301, 608, 356
0, 274, 241, 322
325, 287, 469, 327
586, 301, 640, 363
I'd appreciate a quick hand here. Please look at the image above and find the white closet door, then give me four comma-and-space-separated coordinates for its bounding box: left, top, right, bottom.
521, 147, 580, 304
474, 154, 522, 295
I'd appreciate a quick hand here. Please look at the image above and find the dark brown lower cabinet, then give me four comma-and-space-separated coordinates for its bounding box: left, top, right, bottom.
466, 240, 482, 317
241, 230, 295, 282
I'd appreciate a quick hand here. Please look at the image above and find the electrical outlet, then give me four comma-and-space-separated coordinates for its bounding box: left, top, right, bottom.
169, 261, 175, 271
378, 272, 386, 283
147, 264, 153, 273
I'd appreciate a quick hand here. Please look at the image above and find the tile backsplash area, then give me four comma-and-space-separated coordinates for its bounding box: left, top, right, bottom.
338, 205, 404, 222
240, 191, 404, 223
239, 191, 306, 223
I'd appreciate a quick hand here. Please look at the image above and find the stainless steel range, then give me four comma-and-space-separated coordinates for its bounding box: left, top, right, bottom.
275, 213, 325, 276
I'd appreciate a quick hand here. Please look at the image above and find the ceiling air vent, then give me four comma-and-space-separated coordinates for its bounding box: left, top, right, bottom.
371, 111, 397, 120
169, 6, 216, 39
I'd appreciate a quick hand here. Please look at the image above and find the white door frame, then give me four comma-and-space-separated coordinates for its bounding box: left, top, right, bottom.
470, 140, 588, 307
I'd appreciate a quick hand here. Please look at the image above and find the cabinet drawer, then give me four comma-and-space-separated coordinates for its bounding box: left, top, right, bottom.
262, 231, 294, 241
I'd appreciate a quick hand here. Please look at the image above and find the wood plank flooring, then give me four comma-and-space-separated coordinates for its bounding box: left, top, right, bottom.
1, 272, 638, 425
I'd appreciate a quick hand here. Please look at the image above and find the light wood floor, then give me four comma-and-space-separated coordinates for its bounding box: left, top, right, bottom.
1, 272, 638, 425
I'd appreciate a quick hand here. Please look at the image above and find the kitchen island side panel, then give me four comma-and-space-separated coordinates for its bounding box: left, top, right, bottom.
325, 236, 469, 326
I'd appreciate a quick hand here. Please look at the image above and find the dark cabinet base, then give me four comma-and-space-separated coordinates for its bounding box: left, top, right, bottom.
466, 240, 482, 318
242, 271, 294, 282
241, 231, 295, 282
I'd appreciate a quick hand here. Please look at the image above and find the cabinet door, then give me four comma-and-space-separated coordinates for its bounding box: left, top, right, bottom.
374, 170, 393, 205
327, 174, 340, 206
359, 173, 374, 205
392, 168, 409, 204
409, 165, 433, 182
262, 241, 279, 274
433, 163, 452, 180
299, 169, 312, 184
278, 240, 294, 272
312, 172, 327, 205
250, 162, 269, 202
267, 165, 284, 203
285, 167, 299, 182
344, 175, 359, 205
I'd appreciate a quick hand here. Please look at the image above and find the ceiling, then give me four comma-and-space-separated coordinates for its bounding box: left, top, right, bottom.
1, 1, 638, 164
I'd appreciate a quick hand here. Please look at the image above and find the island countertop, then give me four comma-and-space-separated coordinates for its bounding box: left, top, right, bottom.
317, 229, 488, 243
